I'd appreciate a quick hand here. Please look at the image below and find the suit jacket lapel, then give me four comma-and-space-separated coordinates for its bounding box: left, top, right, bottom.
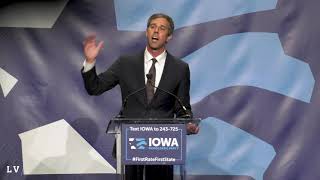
135, 51, 148, 106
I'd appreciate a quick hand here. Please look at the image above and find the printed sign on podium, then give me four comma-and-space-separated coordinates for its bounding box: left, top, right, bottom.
121, 124, 186, 165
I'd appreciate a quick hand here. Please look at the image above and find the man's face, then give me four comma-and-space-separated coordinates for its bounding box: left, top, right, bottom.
146, 17, 172, 50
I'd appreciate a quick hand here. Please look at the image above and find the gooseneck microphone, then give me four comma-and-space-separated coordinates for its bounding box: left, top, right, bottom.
146, 73, 191, 118
116, 86, 146, 118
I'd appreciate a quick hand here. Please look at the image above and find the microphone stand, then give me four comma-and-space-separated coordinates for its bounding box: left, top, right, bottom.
116, 86, 146, 118
146, 74, 191, 118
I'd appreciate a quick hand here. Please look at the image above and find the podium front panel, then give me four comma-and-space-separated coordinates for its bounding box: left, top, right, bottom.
121, 123, 186, 165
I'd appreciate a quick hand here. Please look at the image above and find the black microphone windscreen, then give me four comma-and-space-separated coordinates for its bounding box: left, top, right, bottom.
146, 73, 153, 80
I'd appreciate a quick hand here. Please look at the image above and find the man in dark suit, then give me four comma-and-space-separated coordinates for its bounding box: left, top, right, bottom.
81, 13, 199, 180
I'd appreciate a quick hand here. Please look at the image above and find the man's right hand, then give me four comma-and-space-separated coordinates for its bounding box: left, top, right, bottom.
83, 35, 104, 63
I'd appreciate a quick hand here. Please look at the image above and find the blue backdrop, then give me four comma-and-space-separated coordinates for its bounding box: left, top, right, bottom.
1, 0, 319, 179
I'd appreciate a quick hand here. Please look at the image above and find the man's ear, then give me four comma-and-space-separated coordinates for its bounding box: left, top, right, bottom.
166, 35, 172, 43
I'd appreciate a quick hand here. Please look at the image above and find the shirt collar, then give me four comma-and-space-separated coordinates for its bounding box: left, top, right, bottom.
144, 47, 167, 65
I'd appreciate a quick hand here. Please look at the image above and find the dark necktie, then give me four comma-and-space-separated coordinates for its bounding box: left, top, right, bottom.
146, 58, 157, 104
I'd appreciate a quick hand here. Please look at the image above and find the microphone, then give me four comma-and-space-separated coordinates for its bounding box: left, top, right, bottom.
116, 86, 146, 118
146, 73, 191, 118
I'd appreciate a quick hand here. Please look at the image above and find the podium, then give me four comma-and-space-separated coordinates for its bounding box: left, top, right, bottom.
106, 118, 200, 180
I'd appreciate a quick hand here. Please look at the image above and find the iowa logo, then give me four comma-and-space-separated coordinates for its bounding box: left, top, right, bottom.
129, 138, 147, 150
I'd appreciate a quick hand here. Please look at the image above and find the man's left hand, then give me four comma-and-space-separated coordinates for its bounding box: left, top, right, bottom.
186, 122, 200, 134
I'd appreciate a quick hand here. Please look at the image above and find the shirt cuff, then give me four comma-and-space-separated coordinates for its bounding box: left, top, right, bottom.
82, 60, 96, 73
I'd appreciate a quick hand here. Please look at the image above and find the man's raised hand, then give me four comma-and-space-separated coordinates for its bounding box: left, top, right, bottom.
83, 35, 104, 63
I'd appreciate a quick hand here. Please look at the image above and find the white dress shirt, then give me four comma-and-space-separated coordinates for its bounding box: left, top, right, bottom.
144, 48, 166, 90
83, 48, 167, 92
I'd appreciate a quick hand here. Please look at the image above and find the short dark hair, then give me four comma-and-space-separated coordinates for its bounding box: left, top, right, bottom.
147, 13, 175, 36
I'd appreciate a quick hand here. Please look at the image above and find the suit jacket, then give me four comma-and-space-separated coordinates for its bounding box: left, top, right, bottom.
81, 50, 192, 118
